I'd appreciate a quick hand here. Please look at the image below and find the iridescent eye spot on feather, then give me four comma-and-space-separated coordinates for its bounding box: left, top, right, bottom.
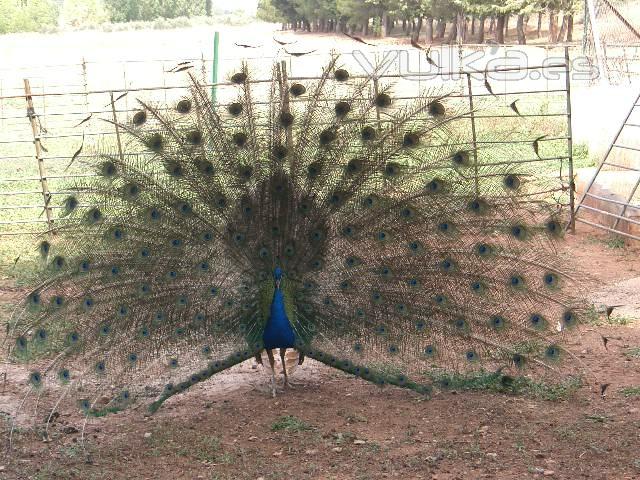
408, 240, 424, 254
95, 361, 106, 374
509, 275, 525, 289
279, 111, 294, 128
169, 358, 179, 368
562, 310, 577, 328
403, 132, 419, 148
341, 225, 355, 238
545, 345, 560, 360
124, 183, 140, 199
335, 101, 351, 118
110, 265, 120, 276
128, 353, 138, 364
504, 174, 521, 190
512, 354, 526, 369
426, 177, 446, 194
545, 218, 562, 236
400, 206, 415, 219
329, 191, 346, 207
16, 336, 27, 351
384, 162, 401, 178
345, 256, 361, 268
529, 313, 546, 330
511, 224, 528, 240
371, 291, 383, 304
428, 100, 446, 116
290, 83, 306, 96
310, 258, 324, 270
339, 279, 353, 291
424, 345, 436, 357
110, 227, 124, 241
310, 228, 325, 243
375, 325, 387, 335
100, 161, 117, 177
35, 328, 47, 342
544, 272, 559, 288
170, 238, 182, 248
52, 255, 66, 270
468, 198, 489, 215
154, 311, 166, 324
353, 343, 363, 354
198, 260, 210, 272
433, 294, 447, 306
227, 102, 243, 115
166, 270, 178, 280
319, 128, 336, 145
83, 296, 95, 311
440, 258, 455, 272
346, 159, 362, 175
165, 161, 183, 177
195, 158, 215, 175
27, 291, 41, 308
140, 326, 150, 338
490, 315, 507, 330
258, 247, 270, 259
307, 161, 321, 178
146, 133, 163, 152
284, 244, 295, 257
361, 126, 376, 141
465, 350, 478, 362
232, 132, 248, 147
380, 267, 392, 279
29, 371, 42, 388
415, 320, 426, 331
375, 230, 390, 243
408, 278, 419, 287
176, 99, 191, 114
231, 71, 247, 84
59, 368, 71, 383
395, 303, 407, 314
388, 344, 399, 355
475, 243, 493, 257
132, 110, 147, 126
117, 304, 130, 317
63, 195, 78, 213
239, 165, 253, 180
334, 68, 349, 81
375, 93, 392, 108
454, 317, 467, 330
273, 144, 288, 160
471, 280, 486, 294
86, 207, 102, 224
66, 331, 79, 345
39, 240, 50, 257
452, 151, 471, 167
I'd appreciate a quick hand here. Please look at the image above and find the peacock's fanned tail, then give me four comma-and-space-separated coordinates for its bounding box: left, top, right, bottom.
5, 56, 585, 428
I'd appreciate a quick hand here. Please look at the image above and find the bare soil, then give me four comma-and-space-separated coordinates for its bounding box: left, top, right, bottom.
1, 228, 640, 480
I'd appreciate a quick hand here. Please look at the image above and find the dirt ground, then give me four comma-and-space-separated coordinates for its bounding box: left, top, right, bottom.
1, 228, 640, 480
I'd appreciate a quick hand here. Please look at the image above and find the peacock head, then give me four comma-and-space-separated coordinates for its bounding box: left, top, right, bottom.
274, 267, 283, 288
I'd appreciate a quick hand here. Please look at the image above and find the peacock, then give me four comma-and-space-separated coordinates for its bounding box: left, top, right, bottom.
4, 55, 586, 435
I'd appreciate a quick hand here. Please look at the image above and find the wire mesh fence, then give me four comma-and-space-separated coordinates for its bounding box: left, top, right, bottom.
0, 45, 575, 270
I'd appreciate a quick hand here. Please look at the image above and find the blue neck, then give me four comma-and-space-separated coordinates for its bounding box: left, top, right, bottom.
262, 284, 296, 350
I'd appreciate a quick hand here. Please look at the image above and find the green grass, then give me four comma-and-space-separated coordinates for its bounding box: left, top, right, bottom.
427, 369, 583, 401
270, 415, 313, 432
620, 386, 640, 398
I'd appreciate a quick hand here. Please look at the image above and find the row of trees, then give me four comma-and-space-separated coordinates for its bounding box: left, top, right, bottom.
257, 0, 582, 44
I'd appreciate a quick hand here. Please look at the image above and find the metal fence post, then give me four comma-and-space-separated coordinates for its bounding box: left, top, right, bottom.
564, 47, 575, 232
23, 78, 54, 234
466, 72, 479, 197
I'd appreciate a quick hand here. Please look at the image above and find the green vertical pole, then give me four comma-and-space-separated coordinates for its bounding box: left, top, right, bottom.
211, 31, 220, 103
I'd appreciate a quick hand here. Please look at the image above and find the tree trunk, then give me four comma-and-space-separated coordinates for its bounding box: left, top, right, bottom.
566, 14, 573, 42
363, 18, 369, 35
381, 11, 388, 37
426, 17, 434, 42
516, 14, 526, 44
402, 19, 406, 32
436, 19, 446, 39
558, 13, 568, 42
471, 16, 475, 36
489, 15, 495, 33
496, 15, 505, 44
447, 19, 458, 44
548, 9, 558, 43
537, 11, 542, 38
413, 16, 423, 42
477, 15, 485, 43
205, 0, 212, 16
504, 14, 510, 38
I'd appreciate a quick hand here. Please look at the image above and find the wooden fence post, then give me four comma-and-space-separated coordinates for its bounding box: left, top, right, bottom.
24, 78, 54, 234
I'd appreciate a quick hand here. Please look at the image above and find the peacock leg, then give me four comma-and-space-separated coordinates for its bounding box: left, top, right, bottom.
280, 348, 294, 389
266, 349, 277, 398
